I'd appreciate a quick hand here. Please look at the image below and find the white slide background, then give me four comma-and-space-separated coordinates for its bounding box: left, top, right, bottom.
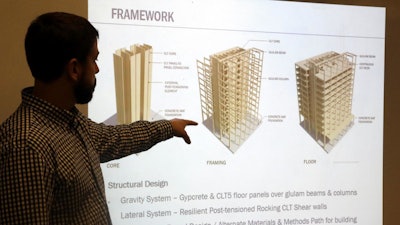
89, 1, 385, 224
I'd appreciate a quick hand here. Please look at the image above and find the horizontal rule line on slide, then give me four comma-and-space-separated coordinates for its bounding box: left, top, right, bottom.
333, 161, 360, 164
91, 21, 385, 40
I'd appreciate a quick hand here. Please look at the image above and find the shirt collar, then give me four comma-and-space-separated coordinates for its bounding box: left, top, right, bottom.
21, 87, 83, 128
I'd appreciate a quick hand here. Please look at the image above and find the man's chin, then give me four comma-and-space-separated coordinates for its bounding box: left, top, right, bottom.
74, 88, 95, 104
74, 79, 96, 104
76, 93, 94, 104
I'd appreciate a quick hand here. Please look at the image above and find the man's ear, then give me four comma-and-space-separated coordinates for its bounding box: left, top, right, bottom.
65, 58, 82, 83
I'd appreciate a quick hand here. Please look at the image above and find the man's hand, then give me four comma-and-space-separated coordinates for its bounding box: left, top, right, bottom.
170, 119, 198, 144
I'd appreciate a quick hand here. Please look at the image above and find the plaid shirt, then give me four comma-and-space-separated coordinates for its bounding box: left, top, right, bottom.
0, 87, 173, 224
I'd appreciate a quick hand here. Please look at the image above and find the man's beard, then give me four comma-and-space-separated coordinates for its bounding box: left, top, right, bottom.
74, 78, 96, 104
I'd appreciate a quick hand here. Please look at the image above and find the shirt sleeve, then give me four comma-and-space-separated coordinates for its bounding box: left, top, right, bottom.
86, 119, 174, 163
0, 146, 54, 224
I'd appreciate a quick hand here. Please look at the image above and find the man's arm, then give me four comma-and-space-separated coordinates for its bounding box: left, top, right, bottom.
88, 118, 197, 162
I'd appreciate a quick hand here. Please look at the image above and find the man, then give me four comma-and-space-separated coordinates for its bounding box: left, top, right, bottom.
0, 12, 197, 224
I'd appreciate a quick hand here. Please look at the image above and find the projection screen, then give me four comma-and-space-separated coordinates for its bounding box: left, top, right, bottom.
88, 0, 385, 224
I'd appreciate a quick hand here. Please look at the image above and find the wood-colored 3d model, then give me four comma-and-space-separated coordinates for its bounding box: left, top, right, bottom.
113, 44, 153, 124
295, 51, 356, 152
197, 47, 264, 152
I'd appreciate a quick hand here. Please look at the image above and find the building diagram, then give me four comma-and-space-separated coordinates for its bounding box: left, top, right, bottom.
295, 51, 357, 152
113, 44, 153, 124
197, 47, 264, 153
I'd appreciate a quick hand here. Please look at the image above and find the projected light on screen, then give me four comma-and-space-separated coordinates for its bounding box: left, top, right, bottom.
89, 0, 385, 224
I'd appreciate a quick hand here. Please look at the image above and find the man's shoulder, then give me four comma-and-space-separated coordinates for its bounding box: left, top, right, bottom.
1, 105, 27, 132
1, 104, 52, 149
1, 104, 64, 168
0, 104, 59, 173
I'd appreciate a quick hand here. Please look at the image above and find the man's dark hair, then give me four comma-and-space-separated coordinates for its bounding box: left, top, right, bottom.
25, 12, 99, 82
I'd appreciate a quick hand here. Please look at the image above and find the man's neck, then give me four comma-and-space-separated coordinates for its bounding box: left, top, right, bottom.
33, 78, 75, 111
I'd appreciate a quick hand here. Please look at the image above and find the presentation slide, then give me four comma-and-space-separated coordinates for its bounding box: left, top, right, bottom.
88, 0, 385, 224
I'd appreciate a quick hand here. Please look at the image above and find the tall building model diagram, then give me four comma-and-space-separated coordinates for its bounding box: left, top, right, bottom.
295, 51, 357, 152
197, 47, 264, 153
113, 44, 153, 124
